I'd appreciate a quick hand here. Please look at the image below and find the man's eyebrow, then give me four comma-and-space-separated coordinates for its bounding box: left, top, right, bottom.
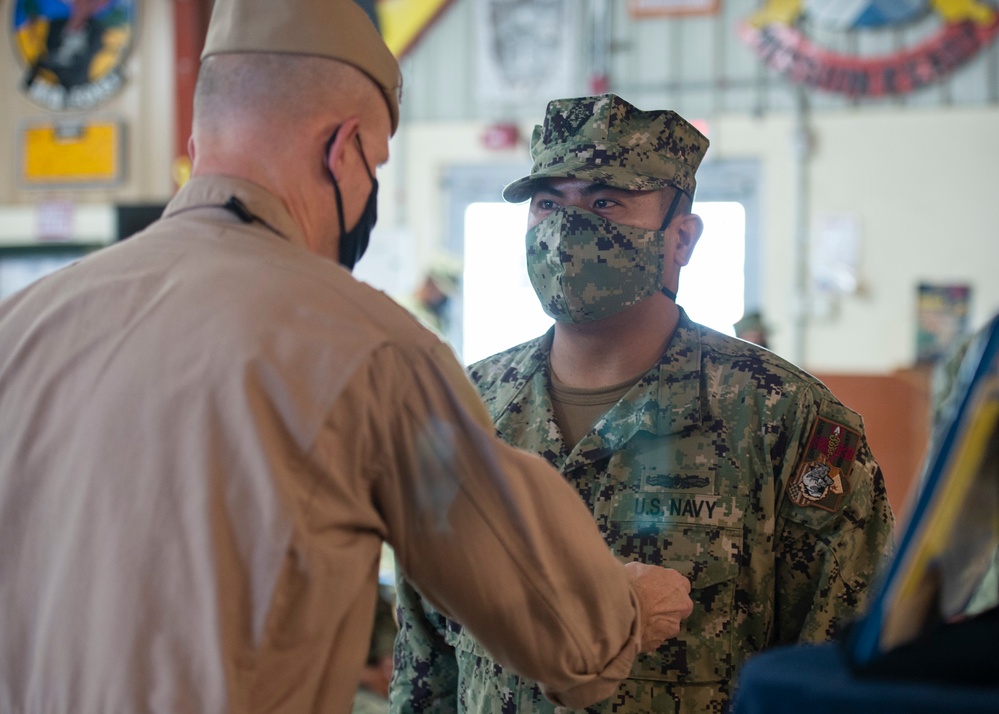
533, 182, 622, 197
580, 183, 623, 196
533, 182, 565, 197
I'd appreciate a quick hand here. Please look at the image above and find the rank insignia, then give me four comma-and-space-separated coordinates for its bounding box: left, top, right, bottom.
787, 416, 861, 512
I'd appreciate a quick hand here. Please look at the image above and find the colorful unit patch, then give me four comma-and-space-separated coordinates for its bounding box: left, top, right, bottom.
787, 416, 861, 512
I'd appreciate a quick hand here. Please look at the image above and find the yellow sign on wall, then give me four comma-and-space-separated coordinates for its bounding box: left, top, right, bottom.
377, 0, 457, 57
21, 119, 123, 187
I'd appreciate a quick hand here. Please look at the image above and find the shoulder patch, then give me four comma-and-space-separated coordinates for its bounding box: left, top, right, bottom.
786, 416, 861, 512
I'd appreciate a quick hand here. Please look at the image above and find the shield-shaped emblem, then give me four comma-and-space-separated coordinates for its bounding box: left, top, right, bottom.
487, 0, 565, 93
12, 0, 136, 111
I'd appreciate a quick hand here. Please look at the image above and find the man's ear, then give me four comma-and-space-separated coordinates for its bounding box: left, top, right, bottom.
325, 117, 361, 183
187, 135, 196, 162
673, 213, 703, 267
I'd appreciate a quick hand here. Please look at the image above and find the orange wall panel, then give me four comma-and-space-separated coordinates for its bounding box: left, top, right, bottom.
814, 369, 932, 528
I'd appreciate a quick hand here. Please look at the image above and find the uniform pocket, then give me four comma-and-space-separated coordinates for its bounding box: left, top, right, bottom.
443, 616, 489, 658
626, 523, 740, 683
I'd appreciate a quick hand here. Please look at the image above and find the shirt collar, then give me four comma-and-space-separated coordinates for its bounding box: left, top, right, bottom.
575, 309, 703, 456
163, 176, 307, 250
649, 308, 704, 436
491, 312, 705, 470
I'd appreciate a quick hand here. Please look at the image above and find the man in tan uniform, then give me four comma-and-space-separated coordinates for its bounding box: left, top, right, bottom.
0, 1, 693, 713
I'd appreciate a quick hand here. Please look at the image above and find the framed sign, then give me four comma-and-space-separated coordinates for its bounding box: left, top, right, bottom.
627, 0, 720, 18
20, 118, 124, 188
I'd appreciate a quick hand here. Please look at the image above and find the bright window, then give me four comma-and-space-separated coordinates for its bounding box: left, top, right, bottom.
677, 201, 745, 336
462, 201, 543, 365
462, 200, 746, 365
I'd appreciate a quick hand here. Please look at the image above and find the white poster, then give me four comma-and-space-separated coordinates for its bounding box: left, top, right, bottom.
475, 0, 578, 106
812, 213, 861, 295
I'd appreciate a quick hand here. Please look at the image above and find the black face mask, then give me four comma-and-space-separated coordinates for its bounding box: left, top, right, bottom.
326, 129, 378, 271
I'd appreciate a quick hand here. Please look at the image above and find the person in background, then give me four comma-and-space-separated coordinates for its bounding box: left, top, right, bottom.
734, 311, 770, 349
353, 587, 398, 714
931, 326, 978, 430
398, 252, 463, 337
0, 6, 695, 713
391, 93, 895, 713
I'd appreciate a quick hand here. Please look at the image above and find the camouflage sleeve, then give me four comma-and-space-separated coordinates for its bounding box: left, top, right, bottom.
773, 399, 896, 645
389, 569, 459, 713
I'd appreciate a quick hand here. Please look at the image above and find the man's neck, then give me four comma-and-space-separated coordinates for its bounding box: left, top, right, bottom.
549, 295, 680, 389
191, 129, 333, 259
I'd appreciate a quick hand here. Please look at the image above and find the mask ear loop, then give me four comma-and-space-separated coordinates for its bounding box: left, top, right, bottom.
660, 188, 685, 303
659, 188, 684, 231
326, 129, 376, 243
326, 128, 348, 241
354, 135, 374, 181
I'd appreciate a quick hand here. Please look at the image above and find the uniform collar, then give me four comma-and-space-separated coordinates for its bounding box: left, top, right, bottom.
163, 176, 307, 250
651, 308, 704, 434
490, 311, 705, 471
488, 330, 558, 451
571, 309, 703, 465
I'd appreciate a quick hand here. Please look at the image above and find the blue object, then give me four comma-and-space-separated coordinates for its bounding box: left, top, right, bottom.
846, 315, 999, 668
805, 0, 928, 30
731, 642, 999, 714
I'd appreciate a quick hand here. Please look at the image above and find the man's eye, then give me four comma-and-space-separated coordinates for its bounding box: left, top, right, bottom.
538, 199, 556, 210
593, 199, 616, 209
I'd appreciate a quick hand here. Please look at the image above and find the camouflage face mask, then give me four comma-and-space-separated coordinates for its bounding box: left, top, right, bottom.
526, 206, 667, 323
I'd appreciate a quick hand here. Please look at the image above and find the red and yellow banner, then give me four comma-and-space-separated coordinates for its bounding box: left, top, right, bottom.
739, 0, 999, 98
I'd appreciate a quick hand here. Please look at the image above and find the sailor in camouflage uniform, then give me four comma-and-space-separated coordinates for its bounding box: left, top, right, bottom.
390, 94, 895, 713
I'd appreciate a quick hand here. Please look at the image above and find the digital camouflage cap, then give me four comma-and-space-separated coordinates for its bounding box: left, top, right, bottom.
503, 93, 709, 204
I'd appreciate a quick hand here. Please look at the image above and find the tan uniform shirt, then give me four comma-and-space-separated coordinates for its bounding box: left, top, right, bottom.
0, 177, 643, 713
